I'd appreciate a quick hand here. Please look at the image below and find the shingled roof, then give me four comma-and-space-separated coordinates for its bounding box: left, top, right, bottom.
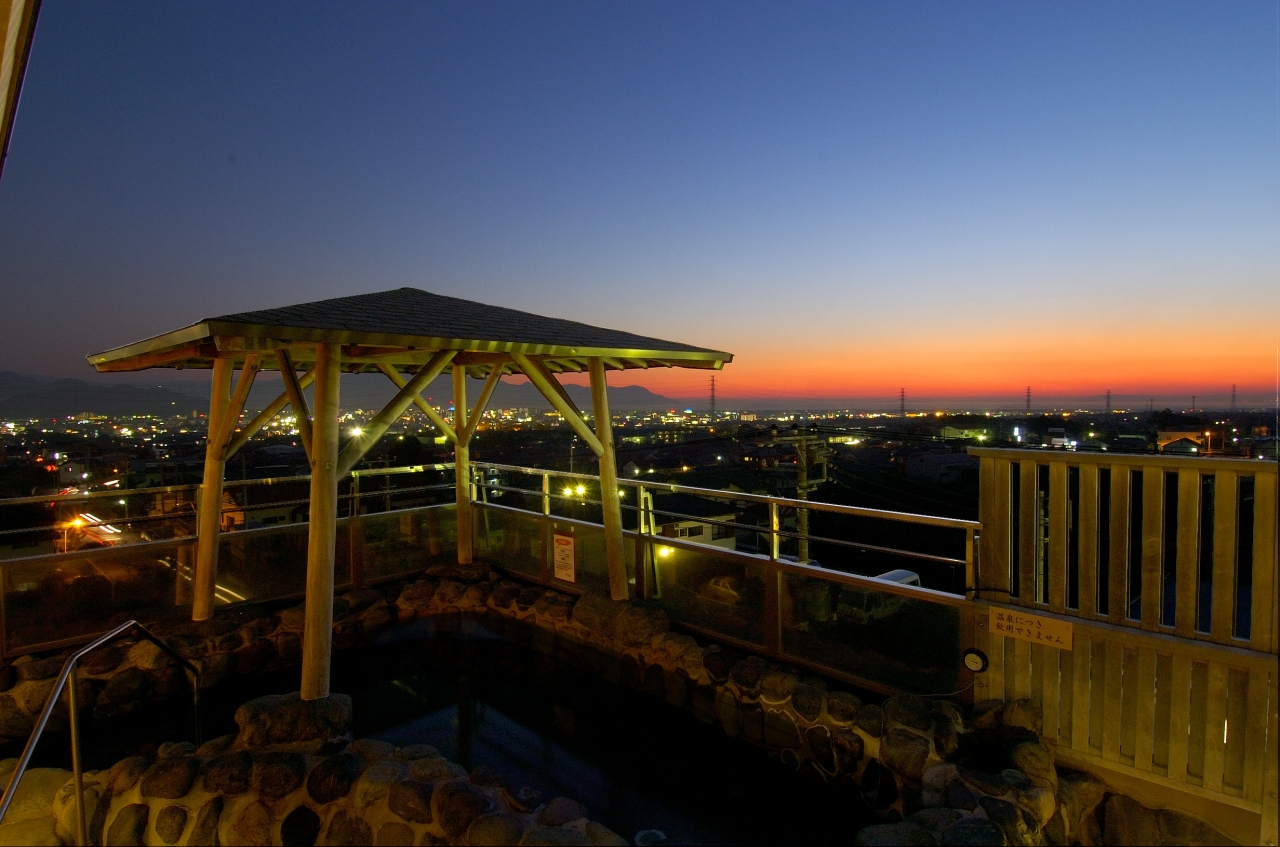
88, 287, 732, 374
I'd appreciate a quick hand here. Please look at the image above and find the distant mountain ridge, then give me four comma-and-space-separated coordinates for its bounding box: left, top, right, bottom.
0, 371, 684, 418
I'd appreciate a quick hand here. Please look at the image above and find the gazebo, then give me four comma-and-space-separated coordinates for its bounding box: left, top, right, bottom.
88, 288, 731, 700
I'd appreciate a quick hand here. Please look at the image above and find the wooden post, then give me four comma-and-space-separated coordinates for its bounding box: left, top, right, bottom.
589, 358, 628, 600
193, 358, 232, 621
453, 365, 473, 564
301, 343, 341, 701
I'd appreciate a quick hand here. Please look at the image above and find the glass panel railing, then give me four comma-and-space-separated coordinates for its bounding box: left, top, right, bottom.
779, 572, 960, 695
548, 520, 610, 595
357, 505, 458, 582
2, 539, 194, 652
216, 522, 323, 603
649, 540, 767, 647
474, 505, 545, 581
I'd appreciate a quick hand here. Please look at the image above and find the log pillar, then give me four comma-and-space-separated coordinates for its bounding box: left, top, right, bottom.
453, 364, 473, 564
301, 342, 341, 701
193, 358, 233, 621
589, 358, 628, 600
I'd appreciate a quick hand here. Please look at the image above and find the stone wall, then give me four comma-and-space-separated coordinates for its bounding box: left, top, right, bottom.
0, 563, 1244, 846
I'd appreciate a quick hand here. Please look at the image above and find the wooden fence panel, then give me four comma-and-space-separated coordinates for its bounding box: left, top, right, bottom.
1251, 472, 1277, 653
1019, 462, 1036, 606
1202, 661, 1229, 792
979, 457, 1011, 600
1141, 468, 1163, 631
1071, 632, 1093, 753
1242, 665, 1270, 803
1133, 647, 1157, 772
1049, 462, 1068, 612
1167, 653, 1193, 783
1102, 639, 1123, 762
1211, 471, 1238, 644
1109, 467, 1130, 626
1175, 469, 1200, 637
1079, 464, 1099, 618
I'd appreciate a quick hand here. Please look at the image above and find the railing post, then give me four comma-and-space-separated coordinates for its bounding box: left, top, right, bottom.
541, 473, 550, 516
67, 663, 86, 847
769, 501, 780, 561
764, 560, 781, 654
966, 528, 978, 600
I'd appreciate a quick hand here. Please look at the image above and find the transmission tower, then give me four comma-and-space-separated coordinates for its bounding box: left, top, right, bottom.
899, 388, 906, 416
709, 376, 717, 415
1105, 390, 1111, 414
1025, 386, 1032, 414
1231, 384, 1237, 412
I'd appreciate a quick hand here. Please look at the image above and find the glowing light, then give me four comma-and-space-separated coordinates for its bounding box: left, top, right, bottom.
563, 487, 574, 497
350, 427, 364, 437
657, 546, 673, 558
575, 485, 586, 496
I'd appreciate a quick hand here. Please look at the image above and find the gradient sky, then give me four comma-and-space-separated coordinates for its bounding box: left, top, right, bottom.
1, 1, 1277, 408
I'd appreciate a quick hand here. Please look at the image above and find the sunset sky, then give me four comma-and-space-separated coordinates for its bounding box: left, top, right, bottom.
1, 1, 1277, 409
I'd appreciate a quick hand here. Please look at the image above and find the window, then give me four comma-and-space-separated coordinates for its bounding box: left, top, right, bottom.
712, 523, 734, 540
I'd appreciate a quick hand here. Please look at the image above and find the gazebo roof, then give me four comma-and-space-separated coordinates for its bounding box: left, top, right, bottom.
87, 287, 732, 375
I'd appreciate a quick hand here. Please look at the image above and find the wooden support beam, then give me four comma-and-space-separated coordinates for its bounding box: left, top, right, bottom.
223, 368, 316, 461
590, 357, 629, 601
275, 349, 314, 462
376, 363, 458, 443
193, 358, 233, 621
453, 364, 473, 565
336, 350, 456, 477
459, 365, 503, 444
301, 343, 341, 701
216, 354, 260, 451
511, 353, 604, 456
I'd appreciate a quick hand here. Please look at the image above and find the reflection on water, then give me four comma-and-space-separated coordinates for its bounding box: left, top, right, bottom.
6, 615, 871, 845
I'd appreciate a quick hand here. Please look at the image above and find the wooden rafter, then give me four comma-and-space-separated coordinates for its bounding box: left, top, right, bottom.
376, 363, 458, 444
223, 367, 315, 461
511, 353, 603, 457
460, 365, 503, 444
215, 354, 260, 452
275, 349, 314, 461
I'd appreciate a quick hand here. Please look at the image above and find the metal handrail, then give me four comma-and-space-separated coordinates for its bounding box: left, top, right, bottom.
0, 621, 201, 846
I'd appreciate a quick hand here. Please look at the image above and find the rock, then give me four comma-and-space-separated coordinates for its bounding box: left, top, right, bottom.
0, 817, 60, 846
740, 701, 764, 743
280, 805, 321, 847
127, 639, 170, 670
201, 750, 253, 795
0, 694, 34, 735
940, 816, 1007, 846
945, 777, 979, 811
230, 800, 275, 847
502, 786, 543, 814
157, 741, 196, 759
188, 795, 224, 847
519, 826, 590, 846
348, 738, 397, 761
343, 588, 382, 612
584, 822, 629, 846
276, 631, 302, 664
102, 667, 151, 705
652, 632, 697, 661
488, 582, 521, 610
1017, 783, 1056, 829
759, 669, 798, 704
971, 700, 1005, 730
1103, 795, 1159, 847
793, 683, 825, 721
396, 744, 440, 760
715, 689, 740, 736
856, 703, 884, 737
826, 691, 862, 723
140, 756, 200, 799
961, 768, 1010, 797
105, 803, 150, 847
376, 821, 416, 846
729, 656, 768, 692
923, 763, 959, 794
470, 764, 508, 787
307, 752, 363, 803
355, 760, 408, 808
233, 639, 277, 676
389, 779, 435, 823
1055, 771, 1105, 841
253, 751, 308, 800
833, 728, 864, 769
931, 700, 965, 732
409, 756, 464, 781
883, 694, 933, 733
436, 580, 468, 606
6, 767, 72, 816
612, 603, 669, 647
398, 580, 439, 609
807, 725, 837, 771
763, 708, 802, 749
324, 808, 373, 846
469, 812, 527, 846
1156, 808, 1237, 846
861, 760, 899, 810
233, 691, 352, 749
1001, 769, 1033, 791
702, 648, 740, 683
515, 587, 543, 611
1009, 741, 1055, 787
14, 654, 64, 681
980, 796, 1034, 846
932, 713, 959, 758
155, 805, 188, 845
80, 644, 129, 675
107, 756, 151, 794
15, 678, 56, 715
54, 781, 101, 844
909, 808, 964, 833
879, 727, 933, 782
279, 605, 307, 631
538, 796, 588, 826
854, 822, 937, 845
1002, 699, 1041, 735
435, 780, 491, 836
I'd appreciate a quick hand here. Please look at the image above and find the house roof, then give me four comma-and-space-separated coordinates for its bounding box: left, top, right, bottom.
88, 288, 732, 376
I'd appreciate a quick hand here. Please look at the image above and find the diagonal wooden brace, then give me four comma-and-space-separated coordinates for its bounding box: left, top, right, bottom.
337, 350, 456, 476
377, 363, 458, 443
511, 353, 603, 456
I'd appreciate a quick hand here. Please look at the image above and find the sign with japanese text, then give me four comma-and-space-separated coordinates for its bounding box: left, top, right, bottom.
989, 607, 1072, 650
553, 533, 575, 582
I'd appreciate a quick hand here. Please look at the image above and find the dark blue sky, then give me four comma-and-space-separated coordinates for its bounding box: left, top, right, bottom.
1, 1, 1277, 405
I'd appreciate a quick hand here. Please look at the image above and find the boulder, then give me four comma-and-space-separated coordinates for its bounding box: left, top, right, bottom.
979, 796, 1034, 846
157, 741, 196, 759
0, 694, 34, 736
5, 767, 72, 817
793, 683, 825, 721
701, 648, 741, 683
155, 805, 188, 845
1002, 699, 1042, 735
229, 800, 275, 847
759, 669, 798, 704
343, 588, 382, 612
883, 694, 933, 733
307, 752, 363, 803
469, 812, 528, 846
409, 756, 464, 781
126, 639, 170, 671
140, 756, 200, 799
488, 582, 522, 610
188, 795, 224, 847
397, 580, 438, 609
931, 700, 966, 733
879, 727, 933, 782
251, 751, 308, 800
502, 785, 544, 814
107, 757, 151, 794
515, 587, 543, 612
763, 708, 802, 749
519, 826, 590, 846
940, 817, 1007, 846
854, 822, 936, 846
908, 808, 964, 833
1009, 741, 1056, 789
1016, 783, 1056, 829
463, 583, 494, 609
434, 780, 491, 836
856, 703, 884, 737
233, 691, 352, 749
14, 654, 64, 681
1156, 808, 1238, 846
355, 760, 408, 808
584, 821, 630, 846
932, 713, 959, 758
232, 639, 277, 676
970, 699, 1005, 730
1055, 770, 1105, 841
348, 738, 397, 761
436, 580, 468, 606
1103, 795, 1159, 847
324, 809, 373, 846
388, 779, 435, 824
281, 805, 321, 847
106, 803, 150, 847
0, 816, 62, 846
807, 726, 837, 772
611, 603, 669, 647
538, 796, 589, 827
375, 822, 416, 846
101, 667, 151, 706
470, 764, 508, 787
945, 777, 979, 811
832, 729, 864, 769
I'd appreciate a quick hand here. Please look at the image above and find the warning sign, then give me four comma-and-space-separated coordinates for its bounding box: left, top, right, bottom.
553, 533, 575, 583
989, 607, 1073, 651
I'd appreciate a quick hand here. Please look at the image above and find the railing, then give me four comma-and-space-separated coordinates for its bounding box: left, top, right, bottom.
0, 621, 201, 846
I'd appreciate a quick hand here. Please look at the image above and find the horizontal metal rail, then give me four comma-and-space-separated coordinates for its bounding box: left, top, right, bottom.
0, 621, 201, 846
